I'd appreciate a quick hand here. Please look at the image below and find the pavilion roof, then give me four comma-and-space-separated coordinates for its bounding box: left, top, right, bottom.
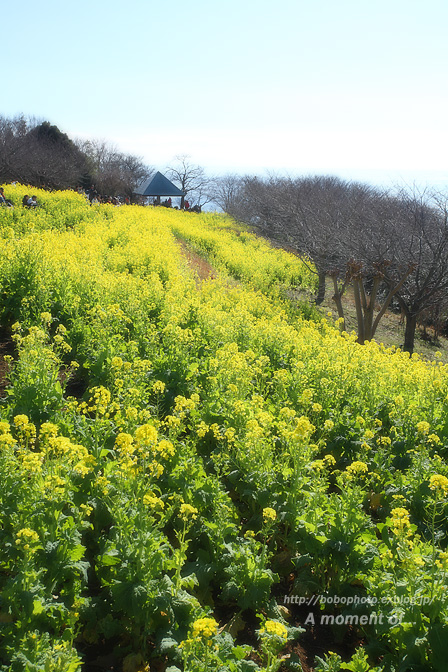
134, 171, 185, 197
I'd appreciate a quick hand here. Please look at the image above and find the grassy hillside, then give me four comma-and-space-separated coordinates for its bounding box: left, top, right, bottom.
0, 186, 448, 672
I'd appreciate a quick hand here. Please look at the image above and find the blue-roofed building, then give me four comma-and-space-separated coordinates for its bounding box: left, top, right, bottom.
134, 171, 185, 207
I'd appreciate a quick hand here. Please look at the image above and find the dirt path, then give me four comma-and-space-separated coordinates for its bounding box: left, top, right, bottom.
177, 238, 217, 283
0, 333, 13, 397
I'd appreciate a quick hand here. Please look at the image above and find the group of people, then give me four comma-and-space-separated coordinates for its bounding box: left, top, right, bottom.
22, 194, 39, 208
0, 188, 38, 208
0, 185, 198, 211
87, 187, 124, 206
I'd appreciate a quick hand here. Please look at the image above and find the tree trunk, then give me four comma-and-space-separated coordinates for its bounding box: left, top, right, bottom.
315, 270, 326, 305
331, 276, 346, 329
403, 313, 418, 354
352, 278, 365, 345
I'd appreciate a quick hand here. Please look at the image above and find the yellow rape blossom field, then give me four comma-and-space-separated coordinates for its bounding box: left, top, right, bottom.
1, 184, 448, 672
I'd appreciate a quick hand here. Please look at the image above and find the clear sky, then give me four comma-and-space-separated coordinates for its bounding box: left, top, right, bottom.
3, 0, 448, 188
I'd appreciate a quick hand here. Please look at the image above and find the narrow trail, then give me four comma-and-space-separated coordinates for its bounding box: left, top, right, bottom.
176, 238, 217, 283
0, 334, 13, 397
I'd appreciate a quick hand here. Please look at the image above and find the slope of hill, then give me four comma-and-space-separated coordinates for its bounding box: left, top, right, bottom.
0, 186, 447, 672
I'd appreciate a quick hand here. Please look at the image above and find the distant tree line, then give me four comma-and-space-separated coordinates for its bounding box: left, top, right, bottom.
0, 117, 217, 208
0, 114, 152, 199
211, 174, 448, 354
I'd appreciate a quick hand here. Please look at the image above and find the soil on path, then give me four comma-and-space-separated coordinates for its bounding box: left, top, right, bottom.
177, 239, 216, 283
0, 331, 13, 397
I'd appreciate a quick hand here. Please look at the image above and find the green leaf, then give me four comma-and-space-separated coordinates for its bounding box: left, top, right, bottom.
69, 544, 85, 561
98, 552, 120, 566
32, 599, 44, 615
428, 624, 448, 671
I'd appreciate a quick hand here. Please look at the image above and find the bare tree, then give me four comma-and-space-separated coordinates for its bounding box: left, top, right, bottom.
379, 187, 448, 353
0, 114, 33, 183
237, 174, 364, 305
166, 154, 213, 210
77, 138, 152, 198
234, 174, 417, 345
209, 173, 245, 214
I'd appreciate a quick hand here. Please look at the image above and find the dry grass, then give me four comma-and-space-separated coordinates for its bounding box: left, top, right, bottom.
293, 278, 448, 364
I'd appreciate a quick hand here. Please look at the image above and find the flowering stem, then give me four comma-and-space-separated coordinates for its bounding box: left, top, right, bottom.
430, 499, 438, 599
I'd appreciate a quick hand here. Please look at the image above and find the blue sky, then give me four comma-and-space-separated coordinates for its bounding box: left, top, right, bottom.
3, 0, 448, 187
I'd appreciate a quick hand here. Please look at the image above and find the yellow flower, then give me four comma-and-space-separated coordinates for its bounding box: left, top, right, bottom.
224, 427, 236, 442
346, 461, 368, 478
96, 474, 111, 495
111, 356, 123, 369
152, 380, 166, 394
148, 461, 164, 478
135, 424, 158, 445
143, 492, 165, 511
429, 474, 448, 497
0, 421, 10, 434
389, 507, 411, 532
165, 415, 181, 428
15, 528, 39, 552
20, 452, 43, 474
125, 406, 139, 421
88, 386, 111, 414
80, 503, 93, 517
392, 494, 407, 503
174, 395, 196, 412
156, 439, 175, 459
292, 416, 315, 441
260, 620, 288, 640
279, 407, 296, 420
0, 433, 15, 448
262, 507, 277, 523
210, 423, 221, 439
416, 421, 430, 435
246, 418, 263, 439
436, 551, 448, 569
39, 422, 59, 440
180, 503, 198, 520
191, 617, 218, 639
14, 414, 29, 429
300, 388, 313, 404
196, 421, 209, 438
115, 432, 134, 451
